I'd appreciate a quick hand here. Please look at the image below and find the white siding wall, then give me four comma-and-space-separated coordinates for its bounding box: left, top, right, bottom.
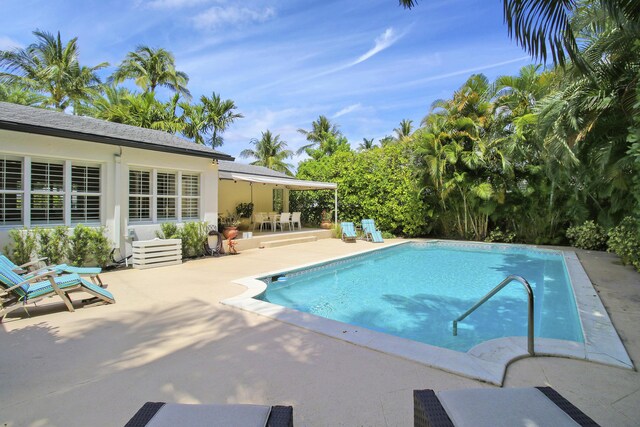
0, 129, 219, 256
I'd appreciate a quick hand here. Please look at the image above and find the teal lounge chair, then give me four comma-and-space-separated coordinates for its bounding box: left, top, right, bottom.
340, 222, 357, 242
0, 263, 114, 321
362, 219, 384, 243
0, 255, 104, 287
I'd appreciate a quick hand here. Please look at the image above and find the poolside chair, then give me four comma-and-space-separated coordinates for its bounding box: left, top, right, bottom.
125, 402, 293, 427
0, 254, 104, 287
291, 212, 302, 230
414, 387, 600, 427
0, 263, 115, 321
361, 219, 384, 243
254, 212, 271, 231
276, 213, 291, 231
340, 222, 357, 242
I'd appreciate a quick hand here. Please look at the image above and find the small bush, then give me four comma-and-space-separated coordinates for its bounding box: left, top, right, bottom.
566, 221, 608, 250
485, 227, 517, 244
5, 228, 37, 265
235, 202, 254, 218
156, 223, 180, 239
37, 226, 69, 264
381, 231, 395, 239
181, 221, 207, 257
607, 217, 640, 271
89, 227, 112, 268
331, 223, 342, 239
67, 224, 93, 266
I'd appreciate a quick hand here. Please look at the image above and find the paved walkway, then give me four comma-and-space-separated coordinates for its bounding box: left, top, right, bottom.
1, 239, 638, 426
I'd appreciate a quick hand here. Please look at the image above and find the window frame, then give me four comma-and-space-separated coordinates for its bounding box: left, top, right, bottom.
128, 167, 201, 224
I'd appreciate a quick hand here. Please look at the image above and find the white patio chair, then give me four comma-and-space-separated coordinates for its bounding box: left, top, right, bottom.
291, 212, 302, 230
276, 212, 291, 231
254, 212, 270, 231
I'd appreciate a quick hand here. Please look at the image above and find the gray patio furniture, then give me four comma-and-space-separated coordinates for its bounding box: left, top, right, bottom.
414, 387, 599, 427
125, 402, 293, 427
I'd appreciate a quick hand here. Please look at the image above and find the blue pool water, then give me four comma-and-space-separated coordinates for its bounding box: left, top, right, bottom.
256, 242, 584, 352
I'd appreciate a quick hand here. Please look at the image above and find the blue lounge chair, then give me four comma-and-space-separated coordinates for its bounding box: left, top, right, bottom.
340, 222, 357, 242
362, 219, 384, 243
0, 254, 104, 287
0, 263, 114, 321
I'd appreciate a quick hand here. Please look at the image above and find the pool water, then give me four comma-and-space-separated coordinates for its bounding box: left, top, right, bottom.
256, 242, 584, 352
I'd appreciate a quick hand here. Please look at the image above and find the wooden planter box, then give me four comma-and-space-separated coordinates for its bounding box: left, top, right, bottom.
132, 238, 182, 269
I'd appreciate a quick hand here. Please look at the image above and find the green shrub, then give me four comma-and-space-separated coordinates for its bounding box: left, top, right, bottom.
381, 231, 395, 239
156, 223, 180, 239
181, 221, 207, 258
36, 226, 69, 264
607, 217, 640, 271
156, 221, 207, 258
235, 202, 254, 218
566, 221, 608, 250
5, 228, 37, 265
67, 224, 93, 266
88, 227, 112, 268
331, 223, 342, 239
485, 227, 517, 244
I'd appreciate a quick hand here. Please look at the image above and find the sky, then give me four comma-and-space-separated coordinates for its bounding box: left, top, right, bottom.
0, 0, 532, 164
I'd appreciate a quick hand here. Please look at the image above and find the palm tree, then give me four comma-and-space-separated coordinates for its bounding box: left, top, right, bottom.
297, 115, 342, 155
110, 46, 191, 99
0, 30, 107, 110
399, 0, 639, 68
199, 92, 243, 147
394, 119, 414, 141
0, 81, 45, 106
358, 137, 376, 151
240, 130, 294, 175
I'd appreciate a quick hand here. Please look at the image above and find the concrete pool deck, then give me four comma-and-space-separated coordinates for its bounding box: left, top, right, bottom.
1, 238, 639, 426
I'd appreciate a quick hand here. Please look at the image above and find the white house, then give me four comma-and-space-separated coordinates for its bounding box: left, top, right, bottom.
0, 102, 336, 256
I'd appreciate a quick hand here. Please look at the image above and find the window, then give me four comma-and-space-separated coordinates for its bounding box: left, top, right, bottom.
181, 174, 199, 219
71, 165, 101, 223
0, 158, 23, 225
128, 168, 201, 223
273, 188, 283, 212
157, 172, 176, 220
129, 170, 151, 222
31, 161, 64, 224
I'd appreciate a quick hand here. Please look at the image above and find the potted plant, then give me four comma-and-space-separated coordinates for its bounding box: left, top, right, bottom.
221, 212, 241, 239
235, 202, 254, 230
320, 210, 332, 229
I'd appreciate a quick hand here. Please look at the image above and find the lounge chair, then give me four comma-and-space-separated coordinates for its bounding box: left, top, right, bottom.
125, 402, 293, 427
0, 254, 104, 287
0, 263, 115, 321
361, 219, 384, 243
340, 222, 357, 242
414, 387, 599, 427
254, 212, 271, 231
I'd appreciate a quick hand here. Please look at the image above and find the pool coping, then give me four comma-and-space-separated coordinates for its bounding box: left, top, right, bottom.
221, 239, 634, 386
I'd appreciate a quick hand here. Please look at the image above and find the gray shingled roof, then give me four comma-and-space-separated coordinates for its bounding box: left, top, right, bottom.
0, 102, 234, 161
218, 160, 294, 179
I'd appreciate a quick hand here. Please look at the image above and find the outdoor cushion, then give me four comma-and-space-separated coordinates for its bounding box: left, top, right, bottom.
141, 403, 271, 427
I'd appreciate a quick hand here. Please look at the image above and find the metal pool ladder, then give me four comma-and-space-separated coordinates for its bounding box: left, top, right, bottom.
452, 275, 535, 356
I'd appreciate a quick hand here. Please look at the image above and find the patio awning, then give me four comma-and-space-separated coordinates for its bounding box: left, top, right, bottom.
219, 171, 337, 190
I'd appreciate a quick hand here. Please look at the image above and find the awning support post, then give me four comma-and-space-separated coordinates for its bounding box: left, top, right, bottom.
334, 188, 338, 225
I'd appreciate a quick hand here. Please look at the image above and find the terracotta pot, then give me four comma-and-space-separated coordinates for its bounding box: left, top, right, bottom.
320, 221, 332, 229
223, 226, 238, 239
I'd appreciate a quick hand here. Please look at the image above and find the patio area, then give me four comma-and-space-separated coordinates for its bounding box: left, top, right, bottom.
1, 239, 639, 426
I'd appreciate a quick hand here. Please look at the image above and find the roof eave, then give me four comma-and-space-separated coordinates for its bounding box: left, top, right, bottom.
0, 120, 235, 162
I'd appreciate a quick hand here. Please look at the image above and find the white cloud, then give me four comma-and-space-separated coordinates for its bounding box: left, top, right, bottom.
333, 103, 362, 118
194, 6, 276, 29
0, 36, 22, 51
349, 28, 401, 67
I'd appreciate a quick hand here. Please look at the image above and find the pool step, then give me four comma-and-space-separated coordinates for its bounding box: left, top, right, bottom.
260, 236, 317, 248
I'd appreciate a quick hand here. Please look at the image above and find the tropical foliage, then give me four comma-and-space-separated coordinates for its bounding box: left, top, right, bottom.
239, 130, 294, 175
0, 31, 242, 148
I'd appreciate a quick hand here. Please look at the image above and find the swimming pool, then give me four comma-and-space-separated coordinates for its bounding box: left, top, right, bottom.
255, 242, 583, 352
224, 240, 632, 385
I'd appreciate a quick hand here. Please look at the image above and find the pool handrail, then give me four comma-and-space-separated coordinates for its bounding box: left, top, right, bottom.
452, 274, 535, 356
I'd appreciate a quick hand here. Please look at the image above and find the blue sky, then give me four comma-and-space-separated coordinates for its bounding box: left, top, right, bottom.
1, 0, 532, 163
